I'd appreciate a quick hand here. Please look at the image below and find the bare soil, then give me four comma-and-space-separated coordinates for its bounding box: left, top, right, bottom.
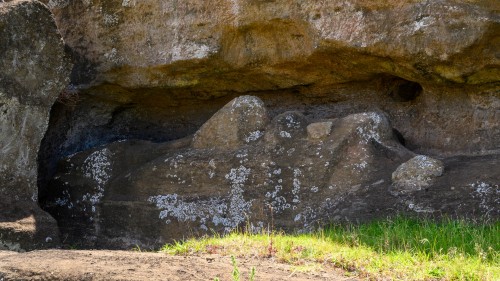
0, 250, 357, 281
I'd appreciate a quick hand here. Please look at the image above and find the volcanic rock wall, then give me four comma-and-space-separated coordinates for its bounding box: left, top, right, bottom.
0, 0, 498, 250
0, 0, 71, 251
38, 0, 499, 163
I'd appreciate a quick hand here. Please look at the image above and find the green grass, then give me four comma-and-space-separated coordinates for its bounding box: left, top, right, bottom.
161, 216, 499, 280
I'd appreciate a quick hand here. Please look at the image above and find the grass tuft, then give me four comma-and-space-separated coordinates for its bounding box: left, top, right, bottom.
161, 216, 499, 280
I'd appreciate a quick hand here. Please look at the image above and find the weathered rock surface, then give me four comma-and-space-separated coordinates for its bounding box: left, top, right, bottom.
44, 0, 499, 88
391, 155, 444, 193
36, 0, 500, 193
193, 96, 268, 149
44, 97, 499, 249
0, 0, 71, 251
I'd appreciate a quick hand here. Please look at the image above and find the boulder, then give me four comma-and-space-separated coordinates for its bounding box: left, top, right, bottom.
391, 155, 444, 193
0, 0, 71, 251
307, 121, 333, 140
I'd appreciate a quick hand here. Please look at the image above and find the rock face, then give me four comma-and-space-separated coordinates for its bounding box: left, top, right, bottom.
44, 96, 499, 249
44, 0, 499, 87
0, 0, 71, 251
24, 0, 499, 250
36, 0, 499, 178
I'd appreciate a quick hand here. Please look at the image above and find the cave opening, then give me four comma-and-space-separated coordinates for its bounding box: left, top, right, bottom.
386, 77, 423, 102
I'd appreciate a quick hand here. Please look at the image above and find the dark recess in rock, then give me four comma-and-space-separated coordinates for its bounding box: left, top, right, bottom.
387, 77, 423, 102
392, 128, 406, 146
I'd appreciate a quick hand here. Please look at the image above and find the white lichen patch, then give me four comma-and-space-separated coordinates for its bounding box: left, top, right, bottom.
82, 190, 103, 213
292, 168, 302, 204
0, 240, 24, 252
408, 202, 434, 213
356, 112, 383, 144
103, 48, 121, 64
81, 148, 112, 213
54, 197, 69, 207
411, 16, 435, 32
223, 166, 253, 231
294, 213, 301, 222
279, 131, 291, 138
103, 13, 119, 26
285, 114, 302, 129
245, 130, 263, 143
265, 183, 290, 213
171, 43, 213, 62
470, 181, 499, 216
249, 221, 265, 234
294, 206, 319, 231
208, 159, 217, 178
348, 147, 371, 172
236, 150, 248, 161
231, 95, 263, 111
54, 190, 73, 209
265, 165, 294, 213
83, 148, 112, 187
164, 154, 184, 169
148, 194, 226, 225
149, 165, 253, 232
122, 0, 136, 7
354, 160, 368, 170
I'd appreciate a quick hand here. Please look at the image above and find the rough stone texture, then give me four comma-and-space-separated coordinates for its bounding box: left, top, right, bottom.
391, 155, 444, 193
193, 95, 268, 149
307, 121, 334, 140
36, 0, 500, 183
30, 0, 499, 250
0, 0, 71, 251
42, 96, 499, 250
43, 0, 499, 88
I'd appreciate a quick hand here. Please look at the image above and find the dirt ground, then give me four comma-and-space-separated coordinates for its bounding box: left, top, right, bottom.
0, 250, 358, 281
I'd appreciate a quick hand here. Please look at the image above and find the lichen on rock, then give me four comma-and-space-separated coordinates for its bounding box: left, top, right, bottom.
391, 155, 445, 193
